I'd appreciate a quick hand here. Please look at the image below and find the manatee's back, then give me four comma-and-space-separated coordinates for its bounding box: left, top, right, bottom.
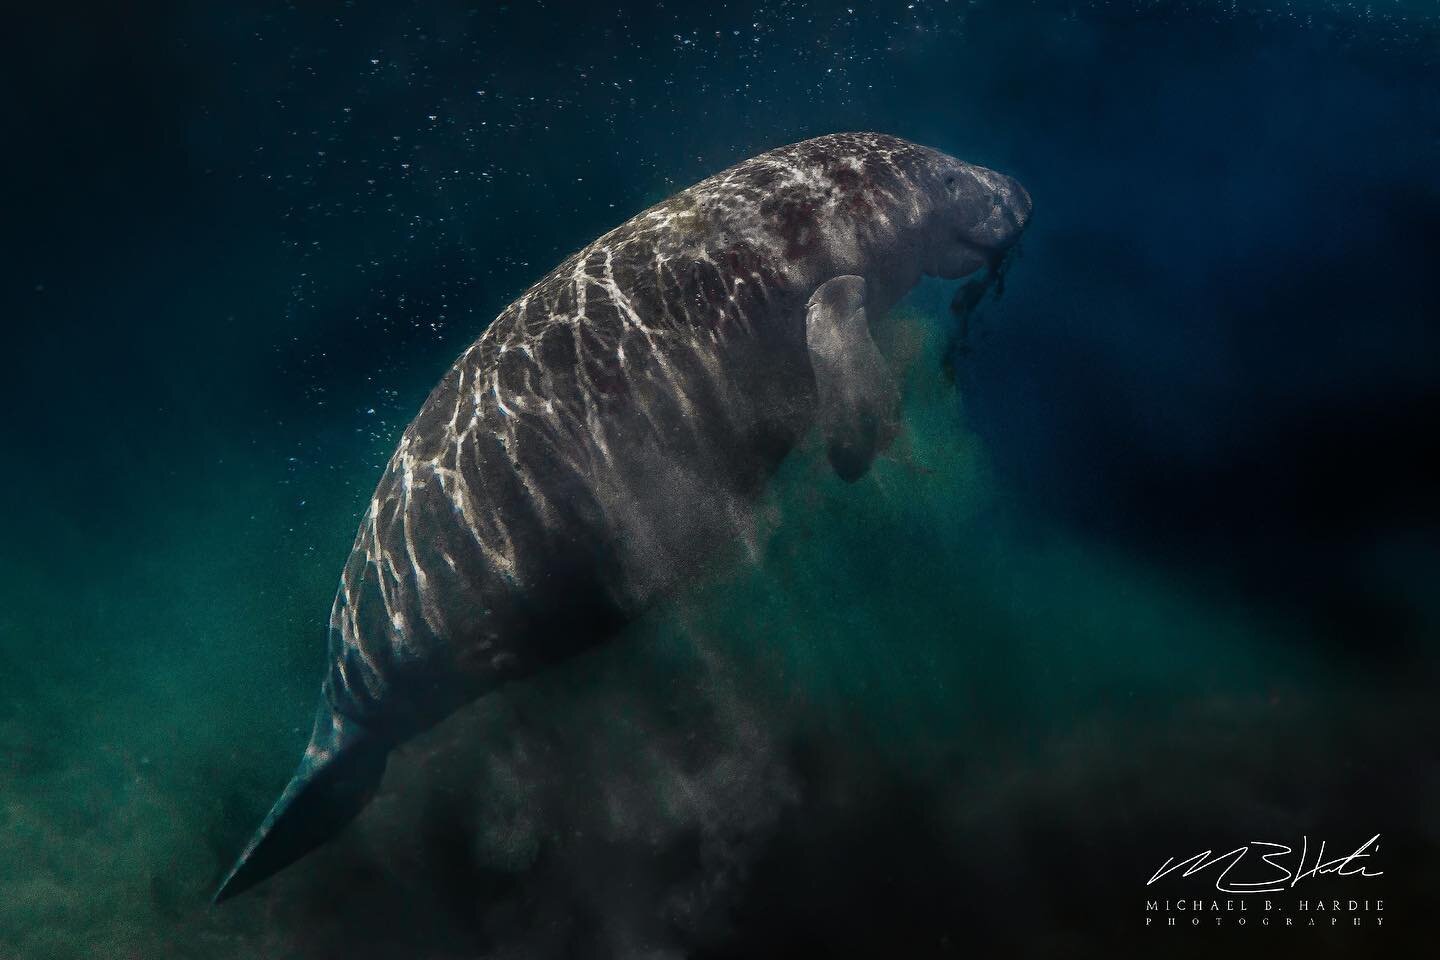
321, 159, 829, 734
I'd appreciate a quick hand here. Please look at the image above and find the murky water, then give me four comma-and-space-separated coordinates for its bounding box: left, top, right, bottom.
5, 2, 1437, 957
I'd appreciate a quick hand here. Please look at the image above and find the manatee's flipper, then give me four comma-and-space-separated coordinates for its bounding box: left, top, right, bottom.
805, 275, 900, 482
213, 706, 389, 902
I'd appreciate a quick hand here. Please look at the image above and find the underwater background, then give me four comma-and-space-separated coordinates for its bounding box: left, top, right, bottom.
4, 1, 1438, 956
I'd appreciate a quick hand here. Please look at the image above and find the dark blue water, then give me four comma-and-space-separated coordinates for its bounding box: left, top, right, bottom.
5, 2, 1437, 956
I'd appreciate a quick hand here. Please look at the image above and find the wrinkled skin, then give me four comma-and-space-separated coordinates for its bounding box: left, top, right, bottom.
215, 132, 1031, 902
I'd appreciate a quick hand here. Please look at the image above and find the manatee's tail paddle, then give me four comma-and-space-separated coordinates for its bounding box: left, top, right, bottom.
213, 705, 389, 903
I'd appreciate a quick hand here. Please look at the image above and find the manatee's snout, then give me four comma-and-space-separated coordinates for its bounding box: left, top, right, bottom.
961, 166, 1031, 255
926, 162, 1032, 279
991, 173, 1032, 247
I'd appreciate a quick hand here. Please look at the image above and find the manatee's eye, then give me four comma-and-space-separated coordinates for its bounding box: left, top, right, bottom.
945, 175, 956, 186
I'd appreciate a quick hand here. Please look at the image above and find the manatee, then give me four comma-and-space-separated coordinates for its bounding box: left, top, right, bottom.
214, 132, 1031, 901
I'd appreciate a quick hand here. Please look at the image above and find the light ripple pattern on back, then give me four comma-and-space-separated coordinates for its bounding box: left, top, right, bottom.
213, 130, 1032, 904
327, 132, 981, 721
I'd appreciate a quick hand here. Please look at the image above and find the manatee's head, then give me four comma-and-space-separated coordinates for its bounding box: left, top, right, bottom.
744, 134, 1030, 291
915, 150, 1032, 279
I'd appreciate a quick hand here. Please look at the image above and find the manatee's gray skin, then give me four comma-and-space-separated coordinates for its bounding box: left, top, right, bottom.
215, 132, 1031, 901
